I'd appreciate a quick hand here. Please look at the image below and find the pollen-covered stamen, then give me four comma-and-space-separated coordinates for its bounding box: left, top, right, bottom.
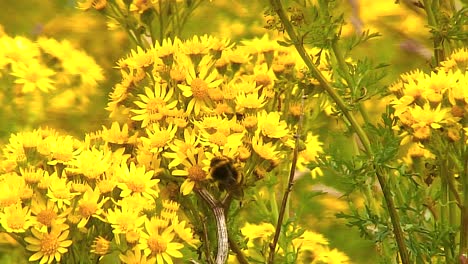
190, 78, 209, 99
188, 165, 206, 181
36, 209, 57, 227
209, 131, 228, 146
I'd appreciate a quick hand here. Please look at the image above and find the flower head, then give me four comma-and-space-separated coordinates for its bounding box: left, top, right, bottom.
117, 162, 160, 199
25, 224, 73, 264
0, 203, 34, 233
139, 225, 184, 264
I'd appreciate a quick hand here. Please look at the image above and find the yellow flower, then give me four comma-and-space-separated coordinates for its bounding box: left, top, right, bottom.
20, 167, 47, 185
0, 174, 21, 207
235, 91, 268, 111
44, 135, 82, 166
0, 203, 34, 233
314, 248, 351, 264
164, 128, 200, 168
11, 61, 55, 93
293, 230, 329, 252
102, 122, 137, 144
194, 115, 230, 131
129, 0, 153, 13
160, 199, 180, 221
25, 224, 73, 264
62, 49, 104, 86
240, 222, 275, 247
121, 195, 156, 214
251, 133, 282, 163
30, 195, 68, 232
298, 132, 324, 165
0, 35, 39, 65
409, 103, 452, 130
117, 162, 160, 199
171, 215, 199, 247
76, 187, 108, 228
180, 35, 210, 59
106, 199, 145, 235
256, 111, 289, 139
67, 147, 111, 180
440, 48, 468, 72
447, 71, 467, 105
141, 123, 178, 153
201, 35, 234, 57
97, 172, 118, 194
46, 174, 78, 209
132, 82, 178, 128
200, 127, 244, 152
171, 148, 209, 195
154, 38, 178, 65
91, 236, 111, 256
177, 62, 223, 115
139, 224, 184, 263
241, 34, 279, 55
120, 248, 156, 264
118, 46, 154, 70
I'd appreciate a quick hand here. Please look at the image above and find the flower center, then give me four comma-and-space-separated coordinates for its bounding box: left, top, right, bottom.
126, 230, 140, 244
242, 116, 258, 129
146, 98, 166, 114
127, 180, 146, 193
255, 74, 271, 87
209, 132, 227, 146
188, 165, 206, 181
116, 216, 132, 232
79, 202, 98, 218
190, 78, 209, 99
148, 235, 167, 253
170, 69, 185, 82
98, 179, 116, 194
41, 233, 59, 256
37, 209, 57, 227
151, 131, 171, 148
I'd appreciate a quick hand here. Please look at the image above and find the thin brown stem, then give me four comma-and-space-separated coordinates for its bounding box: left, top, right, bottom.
267, 91, 306, 264
229, 237, 249, 264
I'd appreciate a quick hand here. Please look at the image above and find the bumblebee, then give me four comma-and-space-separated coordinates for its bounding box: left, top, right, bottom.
209, 156, 242, 192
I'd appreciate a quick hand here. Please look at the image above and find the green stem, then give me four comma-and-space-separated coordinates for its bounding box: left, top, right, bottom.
460, 148, 468, 260
269, 1, 410, 263
331, 40, 354, 88
422, 0, 445, 65
158, 0, 164, 42
440, 166, 452, 261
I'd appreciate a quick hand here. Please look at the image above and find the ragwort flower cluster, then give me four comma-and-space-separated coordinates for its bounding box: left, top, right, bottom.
0, 30, 104, 133
106, 34, 325, 193
234, 222, 350, 264
389, 48, 468, 162
0, 34, 327, 263
0, 125, 197, 264
103, 34, 326, 261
